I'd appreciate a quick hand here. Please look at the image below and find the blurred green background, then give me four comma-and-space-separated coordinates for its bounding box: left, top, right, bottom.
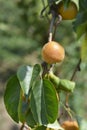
0, 0, 87, 130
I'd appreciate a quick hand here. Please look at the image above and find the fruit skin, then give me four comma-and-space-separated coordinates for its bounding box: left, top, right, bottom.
57, 1, 78, 20
42, 41, 65, 64
61, 120, 79, 130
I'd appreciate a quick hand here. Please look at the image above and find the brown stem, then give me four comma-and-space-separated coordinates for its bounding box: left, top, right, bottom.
53, 15, 62, 40
65, 93, 70, 108
65, 58, 81, 108
20, 123, 30, 130
41, 62, 53, 78
48, 10, 56, 42
70, 58, 81, 81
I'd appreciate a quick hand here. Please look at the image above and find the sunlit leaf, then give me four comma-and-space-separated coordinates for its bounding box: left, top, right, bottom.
17, 64, 41, 96
4, 75, 20, 122
17, 65, 33, 95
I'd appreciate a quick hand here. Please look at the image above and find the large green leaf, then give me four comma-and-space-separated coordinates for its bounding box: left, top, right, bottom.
41, 79, 58, 124
30, 78, 58, 125
17, 64, 41, 96
4, 75, 20, 123
30, 79, 42, 124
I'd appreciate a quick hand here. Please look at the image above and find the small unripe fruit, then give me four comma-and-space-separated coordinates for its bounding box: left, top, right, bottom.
61, 120, 79, 130
42, 41, 65, 64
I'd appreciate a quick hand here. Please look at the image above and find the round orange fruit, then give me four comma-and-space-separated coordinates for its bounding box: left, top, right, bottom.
57, 1, 78, 20
61, 120, 79, 130
42, 41, 65, 64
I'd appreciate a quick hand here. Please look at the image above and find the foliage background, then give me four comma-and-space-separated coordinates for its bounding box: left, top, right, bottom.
0, 0, 87, 130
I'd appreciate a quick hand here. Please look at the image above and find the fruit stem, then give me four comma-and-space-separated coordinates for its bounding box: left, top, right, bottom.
41, 62, 53, 78
20, 123, 30, 130
53, 15, 62, 40
48, 10, 56, 42
48, 32, 53, 42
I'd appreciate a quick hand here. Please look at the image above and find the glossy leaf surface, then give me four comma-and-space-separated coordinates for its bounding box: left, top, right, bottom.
17, 64, 41, 96
4, 75, 20, 122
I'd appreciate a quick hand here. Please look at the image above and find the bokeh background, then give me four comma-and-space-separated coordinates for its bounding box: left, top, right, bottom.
0, 0, 87, 130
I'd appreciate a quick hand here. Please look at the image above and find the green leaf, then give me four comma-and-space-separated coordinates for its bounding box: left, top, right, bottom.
73, 11, 87, 38
18, 89, 29, 123
17, 64, 41, 123
76, 21, 87, 39
17, 65, 33, 95
30, 78, 58, 125
81, 33, 87, 63
26, 108, 37, 128
30, 79, 42, 124
31, 64, 41, 85
18, 89, 36, 125
79, 0, 87, 11
17, 64, 41, 96
59, 79, 75, 92
41, 79, 58, 124
4, 75, 20, 123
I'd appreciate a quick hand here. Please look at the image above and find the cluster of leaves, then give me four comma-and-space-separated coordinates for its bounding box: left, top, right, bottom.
4, 64, 75, 129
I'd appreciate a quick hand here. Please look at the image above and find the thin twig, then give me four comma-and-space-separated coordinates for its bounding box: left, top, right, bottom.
20, 123, 30, 130
48, 10, 56, 42
65, 93, 70, 108
65, 58, 81, 108
53, 15, 62, 40
41, 0, 50, 22
60, 101, 73, 119
70, 58, 81, 81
